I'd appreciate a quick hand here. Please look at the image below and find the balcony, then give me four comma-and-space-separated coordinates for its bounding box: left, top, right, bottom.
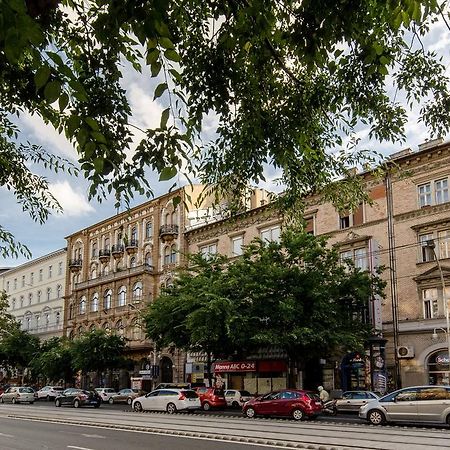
125, 239, 138, 254
111, 244, 124, 258
74, 264, 154, 290
98, 249, 111, 261
159, 224, 179, 242
68, 259, 82, 272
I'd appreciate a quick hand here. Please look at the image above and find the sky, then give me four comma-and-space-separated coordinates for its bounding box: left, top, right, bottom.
1, 12, 450, 269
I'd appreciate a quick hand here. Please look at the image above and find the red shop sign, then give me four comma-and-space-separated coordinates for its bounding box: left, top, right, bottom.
214, 361, 256, 372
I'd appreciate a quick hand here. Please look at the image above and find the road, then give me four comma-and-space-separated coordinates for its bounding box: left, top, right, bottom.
1, 402, 450, 450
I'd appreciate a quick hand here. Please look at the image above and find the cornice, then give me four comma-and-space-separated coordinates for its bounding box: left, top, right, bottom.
0, 248, 67, 275
395, 201, 450, 224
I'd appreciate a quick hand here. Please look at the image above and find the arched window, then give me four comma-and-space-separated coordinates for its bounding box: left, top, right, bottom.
102, 322, 111, 333
104, 289, 112, 310
47, 287, 51, 301
92, 241, 97, 258
91, 265, 97, 279
37, 290, 41, 303
35, 315, 40, 329
89, 324, 96, 333
20, 296, 24, 308
12, 299, 16, 309
57, 285, 62, 299
165, 212, 171, 225
28, 293, 32, 305
132, 282, 142, 303
131, 226, 137, 244
68, 304, 73, 319
145, 252, 153, 267
118, 286, 127, 307
104, 237, 110, 250
115, 320, 124, 336
130, 256, 136, 268
55, 311, 60, 325
44, 312, 50, 327
79, 296, 86, 314
26, 316, 31, 330
91, 293, 99, 312
171, 211, 177, 225
170, 244, 177, 264
145, 222, 152, 239
103, 264, 109, 276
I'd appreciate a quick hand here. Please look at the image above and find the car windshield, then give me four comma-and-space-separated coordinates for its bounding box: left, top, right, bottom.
214, 389, 224, 396
181, 390, 198, 398
240, 391, 251, 396
19, 388, 34, 393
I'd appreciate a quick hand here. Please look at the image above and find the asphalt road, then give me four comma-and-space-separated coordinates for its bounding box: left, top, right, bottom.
0, 416, 282, 450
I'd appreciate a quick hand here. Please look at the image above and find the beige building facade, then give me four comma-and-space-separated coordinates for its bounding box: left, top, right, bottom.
0, 248, 66, 341
186, 138, 450, 392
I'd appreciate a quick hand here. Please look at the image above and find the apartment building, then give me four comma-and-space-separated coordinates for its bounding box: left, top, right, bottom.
185, 138, 450, 392
0, 248, 66, 340
64, 184, 270, 390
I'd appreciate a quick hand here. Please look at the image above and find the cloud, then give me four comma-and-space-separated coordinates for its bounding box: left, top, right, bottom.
48, 181, 95, 217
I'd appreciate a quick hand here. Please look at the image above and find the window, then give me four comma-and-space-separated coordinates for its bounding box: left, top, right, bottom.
132, 282, 142, 303
339, 205, 364, 230
37, 290, 41, 303
57, 285, 62, 299
104, 237, 110, 250
30, 273, 33, 285
14, 278, 17, 290
170, 244, 177, 263
340, 248, 368, 270
200, 243, 217, 258
92, 241, 97, 257
6, 281, 9, 292
145, 222, 153, 239
55, 311, 60, 325
35, 315, 40, 329
12, 298, 15, 309
131, 227, 137, 244
48, 265, 52, 278
20, 296, 23, 308
418, 183, 432, 207
104, 289, 112, 310
39, 269, 43, 281
231, 236, 244, 257
21, 275, 25, 287
130, 256, 137, 268
438, 230, 450, 259
47, 287, 51, 301
145, 252, 153, 267
260, 225, 281, 243
419, 234, 435, 262
118, 286, 127, 307
45, 313, 50, 327
79, 296, 86, 314
91, 293, 99, 312
423, 288, 439, 319
58, 262, 63, 276
435, 179, 449, 205
28, 293, 32, 305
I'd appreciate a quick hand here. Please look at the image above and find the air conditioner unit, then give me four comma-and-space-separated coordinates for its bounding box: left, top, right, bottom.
397, 345, 415, 359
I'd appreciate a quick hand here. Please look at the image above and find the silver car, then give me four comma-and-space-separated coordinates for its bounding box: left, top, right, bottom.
335, 390, 379, 412
0, 386, 36, 404
359, 385, 450, 425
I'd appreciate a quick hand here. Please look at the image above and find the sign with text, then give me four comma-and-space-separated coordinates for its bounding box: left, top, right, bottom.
214, 361, 256, 372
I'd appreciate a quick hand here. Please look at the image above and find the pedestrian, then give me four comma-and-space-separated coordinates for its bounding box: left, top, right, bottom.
317, 385, 330, 402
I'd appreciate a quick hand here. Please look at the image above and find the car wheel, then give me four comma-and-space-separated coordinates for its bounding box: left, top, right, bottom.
446, 414, 450, 426
108, 397, 114, 404
245, 407, 256, 418
73, 399, 80, 408
127, 398, 132, 405
202, 402, 211, 411
55, 399, 61, 407
12, 398, 16, 404
134, 401, 143, 412
368, 409, 386, 425
232, 401, 240, 408
292, 408, 305, 421
166, 402, 177, 414
30, 401, 34, 405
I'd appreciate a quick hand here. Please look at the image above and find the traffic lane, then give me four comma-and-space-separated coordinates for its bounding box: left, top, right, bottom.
0, 416, 282, 450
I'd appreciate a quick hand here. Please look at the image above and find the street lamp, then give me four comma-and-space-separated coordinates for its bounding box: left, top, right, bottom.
426, 240, 450, 380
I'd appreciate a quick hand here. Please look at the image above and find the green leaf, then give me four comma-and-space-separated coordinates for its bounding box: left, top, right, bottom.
151, 61, 162, 77
159, 166, 177, 181
34, 66, 51, 91
84, 118, 99, 131
91, 131, 107, 144
47, 51, 64, 68
146, 49, 160, 65
93, 158, 104, 173
66, 115, 80, 137
159, 37, 174, 49
59, 92, 69, 112
160, 108, 170, 129
44, 81, 61, 104
154, 83, 168, 100
164, 49, 181, 62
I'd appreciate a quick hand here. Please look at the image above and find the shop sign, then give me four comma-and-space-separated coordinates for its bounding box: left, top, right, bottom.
214, 361, 256, 372
436, 355, 449, 364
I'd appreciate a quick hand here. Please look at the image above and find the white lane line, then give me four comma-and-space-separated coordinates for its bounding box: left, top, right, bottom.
67, 446, 95, 450
81, 434, 105, 439
0, 432, 14, 438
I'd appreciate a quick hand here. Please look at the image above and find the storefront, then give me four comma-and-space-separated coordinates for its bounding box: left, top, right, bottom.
428, 350, 450, 385
213, 360, 287, 395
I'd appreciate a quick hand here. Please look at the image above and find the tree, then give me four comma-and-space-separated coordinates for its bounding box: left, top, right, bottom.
2, 1, 450, 255
70, 329, 128, 385
0, 291, 20, 338
29, 337, 76, 386
144, 227, 385, 386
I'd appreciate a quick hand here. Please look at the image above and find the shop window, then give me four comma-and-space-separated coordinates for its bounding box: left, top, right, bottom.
428, 350, 450, 385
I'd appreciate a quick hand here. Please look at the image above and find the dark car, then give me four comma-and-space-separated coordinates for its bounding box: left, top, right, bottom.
243, 389, 323, 421
192, 387, 227, 410
55, 388, 101, 408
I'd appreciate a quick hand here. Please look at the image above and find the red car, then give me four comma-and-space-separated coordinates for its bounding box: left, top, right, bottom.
193, 387, 227, 410
243, 389, 323, 420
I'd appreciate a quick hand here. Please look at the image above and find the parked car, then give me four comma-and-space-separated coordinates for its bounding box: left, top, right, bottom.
0, 386, 36, 404
109, 388, 140, 405
36, 386, 65, 401
243, 389, 323, 421
359, 385, 450, 425
192, 387, 227, 410
335, 390, 379, 412
154, 383, 191, 390
224, 389, 253, 408
55, 388, 101, 408
94, 387, 118, 403
132, 388, 201, 413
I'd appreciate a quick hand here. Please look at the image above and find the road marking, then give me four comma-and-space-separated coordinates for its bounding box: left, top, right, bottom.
0, 432, 14, 438
81, 434, 105, 439
67, 446, 95, 450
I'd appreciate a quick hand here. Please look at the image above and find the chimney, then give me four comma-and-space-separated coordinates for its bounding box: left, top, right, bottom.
418, 137, 444, 152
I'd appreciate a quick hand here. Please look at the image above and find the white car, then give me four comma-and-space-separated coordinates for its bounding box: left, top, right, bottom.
95, 388, 118, 403
1, 386, 36, 404
36, 386, 65, 401
224, 389, 253, 408
132, 388, 201, 414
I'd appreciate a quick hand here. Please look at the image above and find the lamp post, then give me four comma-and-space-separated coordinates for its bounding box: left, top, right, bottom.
426, 240, 450, 381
